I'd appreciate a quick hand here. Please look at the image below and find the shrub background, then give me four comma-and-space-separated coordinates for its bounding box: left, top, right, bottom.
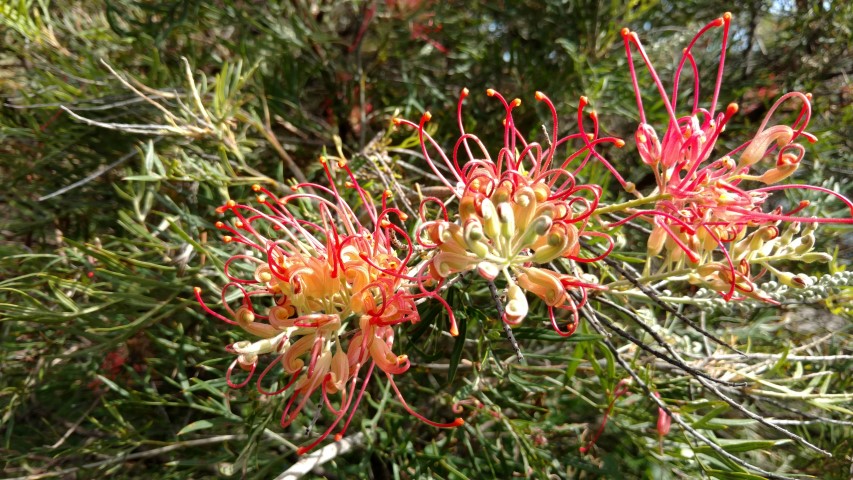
1, 1, 851, 479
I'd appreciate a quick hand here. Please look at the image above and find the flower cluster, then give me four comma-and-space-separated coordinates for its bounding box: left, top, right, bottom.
613, 12, 853, 300
196, 12, 853, 456
395, 88, 620, 334
195, 157, 461, 454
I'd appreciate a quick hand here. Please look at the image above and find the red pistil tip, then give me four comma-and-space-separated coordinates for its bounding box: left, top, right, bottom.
292, 184, 301, 191
615, 139, 626, 148
422, 111, 432, 121
805, 92, 813, 100
251, 184, 261, 192
452, 418, 465, 426
579, 96, 588, 108
235, 221, 244, 228
193, 286, 202, 294
586, 133, 595, 141
392, 117, 402, 126
620, 27, 630, 37
534, 91, 545, 101
799, 200, 811, 207
226, 200, 236, 208
486, 88, 496, 97
338, 159, 348, 168
215, 206, 226, 214
334, 433, 343, 441
399, 213, 409, 221
256, 195, 266, 203
319, 156, 327, 164
511, 98, 522, 108
712, 17, 724, 27
723, 12, 732, 21
450, 325, 459, 336
223, 235, 233, 243
461, 87, 469, 97
215, 221, 225, 229
345, 181, 354, 188
296, 447, 309, 456
590, 110, 598, 121
726, 103, 739, 115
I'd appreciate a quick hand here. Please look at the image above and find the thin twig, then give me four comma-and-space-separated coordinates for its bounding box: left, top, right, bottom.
593, 296, 746, 387
694, 376, 831, 456
4, 435, 243, 480
486, 280, 524, 364
746, 394, 853, 427
38, 147, 140, 201
586, 299, 745, 387
579, 305, 797, 480
584, 294, 832, 455
703, 353, 853, 362
593, 250, 745, 356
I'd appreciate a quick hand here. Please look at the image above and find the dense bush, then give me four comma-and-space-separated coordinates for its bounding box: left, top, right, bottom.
2, 1, 851, 479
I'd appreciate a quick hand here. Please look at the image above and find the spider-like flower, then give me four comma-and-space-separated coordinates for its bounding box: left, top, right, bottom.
613, 13, 853, 300
394, 88, 621, 333
195, 157, 461, 454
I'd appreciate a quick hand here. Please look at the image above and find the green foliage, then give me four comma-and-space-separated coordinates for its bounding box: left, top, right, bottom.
1, 1, 851, 479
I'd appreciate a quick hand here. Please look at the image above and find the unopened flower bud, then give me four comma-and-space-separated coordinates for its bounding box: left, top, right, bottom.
647, 225, 666, 257
531, 230, 569, 264
504, 284, 529, 325
793, 234, 815, 254
799, 252, 832, 264
738, 125, 794, 169
497, 202, 516, 238
464, 219, 490, 258
802, 221, 818, 236
518, 215, 553, 250
480, 198, 500, 239
776, 271, 813, 288
477, 261, 500, 281
780, 222, 801, 245
756, 163, 798, 184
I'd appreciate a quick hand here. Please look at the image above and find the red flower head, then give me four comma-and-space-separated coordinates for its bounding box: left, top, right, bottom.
614, 13, 853, 301
195, 157, 461, 454
394, 88, 620, 334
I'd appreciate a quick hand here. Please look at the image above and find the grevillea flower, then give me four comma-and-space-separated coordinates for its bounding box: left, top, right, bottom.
394, 88, 622, 333
613, 13, 853, 300
195, 157, 462, 454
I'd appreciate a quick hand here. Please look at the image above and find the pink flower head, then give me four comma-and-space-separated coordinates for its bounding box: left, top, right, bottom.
615, 13, 853, 300
195, 157, 461, 454
394, 88, 620, 332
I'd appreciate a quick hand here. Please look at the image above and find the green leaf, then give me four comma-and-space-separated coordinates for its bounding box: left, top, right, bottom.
706, 470, 770, 480
695, 439, 789, 455
448, 311, 469, 383
177, 419, 216, 435
692, 404, 731, 430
